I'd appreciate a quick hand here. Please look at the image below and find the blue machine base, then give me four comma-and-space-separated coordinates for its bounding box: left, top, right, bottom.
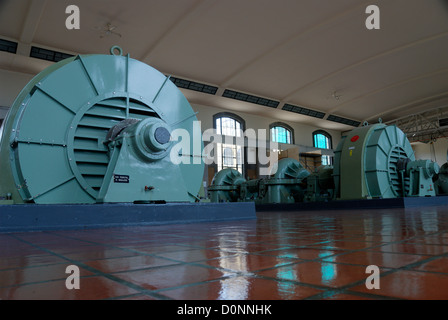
256, 195, 448, 212
0, 202, 256, 233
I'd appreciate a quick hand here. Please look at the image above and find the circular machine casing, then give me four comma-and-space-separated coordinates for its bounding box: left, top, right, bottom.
436, 163, 448, 195
333, 123, 437, 200
304, 165, 334, 202
0, 51, 204, 204
208, 158, 310, 204
258, 158, 310, 204
208, 168, 246, 202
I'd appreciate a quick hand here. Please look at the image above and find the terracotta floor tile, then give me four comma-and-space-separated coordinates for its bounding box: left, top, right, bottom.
350, 270, 448, 299
113, 240, 168, 248
271, 238, 329, 247
0, 254, 67, 271
161, 276, 322, 300
245, 235, 292, 243
0, 264, 94, 287
0, 248, 49, 259
62, 248, 140, 261
256, 261, 388, 288
13, 232, 69, 244
322, 250, 430, 268
3, 206, 448, 299
198, 253, 301, 272
213, 242, 291, 254
116, 294, 158, 300
131, 245, 198, 255
405, 236, 448, 245
411, 257, 448, 274
321, 293, 377, 300
313, 240, 383, 250
153, 249, 236, 263
84, 255, 178, 273
374, 243, 448, 255
39, 244, 104, 254
258, 248, 342, 261
345, 235, 405, 242
0, 276, 138, 300
114, 264, 233, 291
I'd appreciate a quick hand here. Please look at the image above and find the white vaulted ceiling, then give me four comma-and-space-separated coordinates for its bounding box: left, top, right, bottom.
0, 0, 447, 131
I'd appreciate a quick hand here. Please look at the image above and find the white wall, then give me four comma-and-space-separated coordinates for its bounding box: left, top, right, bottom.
412, 138, 448, 167
192, 103, 342, 151
0, 69, 34, 113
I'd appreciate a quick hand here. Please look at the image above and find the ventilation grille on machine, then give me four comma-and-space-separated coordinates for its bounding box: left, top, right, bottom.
73, 98, 157, 195
222, 89, 280, 108
388, 146, 410, 197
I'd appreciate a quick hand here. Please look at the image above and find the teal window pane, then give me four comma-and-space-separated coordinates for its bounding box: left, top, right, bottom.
313, 132, 332, 165
315, 134, 329, 149
271, 126, 291, 144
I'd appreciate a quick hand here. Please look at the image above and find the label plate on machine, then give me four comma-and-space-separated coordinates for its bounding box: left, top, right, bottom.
114, 174, 130, 183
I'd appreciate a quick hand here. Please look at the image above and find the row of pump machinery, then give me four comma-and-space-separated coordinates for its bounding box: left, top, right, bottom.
0, 48, 447, 205
209, 129, 448, 204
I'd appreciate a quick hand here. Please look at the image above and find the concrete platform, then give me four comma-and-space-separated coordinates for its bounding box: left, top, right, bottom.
0, 202, 256, 233
256, 195, 448, 212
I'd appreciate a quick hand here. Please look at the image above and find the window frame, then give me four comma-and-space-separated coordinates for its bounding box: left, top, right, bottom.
269, 122, 295, 145
212, 112, 246, 174
312, 130, 333, 165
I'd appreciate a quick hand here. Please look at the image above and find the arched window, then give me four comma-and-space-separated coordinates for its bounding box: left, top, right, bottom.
213, 113, 245, 174
270, 122, 294, 144
313, 130, 332, 165
215, 115, 242, 137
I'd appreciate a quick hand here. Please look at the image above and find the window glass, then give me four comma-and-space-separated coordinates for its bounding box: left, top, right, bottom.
215, 116, 244, 173
313, 131, 332, 165
271, 126, 292, 144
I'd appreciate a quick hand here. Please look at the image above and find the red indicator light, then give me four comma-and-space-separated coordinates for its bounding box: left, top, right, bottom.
351, 135, 360, 142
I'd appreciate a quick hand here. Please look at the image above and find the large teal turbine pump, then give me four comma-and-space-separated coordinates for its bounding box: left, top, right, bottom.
0, 47, 204, 204
208, 158, 310, 204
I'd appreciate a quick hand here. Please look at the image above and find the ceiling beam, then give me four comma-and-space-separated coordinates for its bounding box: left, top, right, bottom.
140, 0, 217, 63
19, 0, 47, 43
15, 0, 47, 57
282, 30, 448, 102
326, 67, 448, 114
219, 0, 371, 88
386, 105, 448, 143
386, 104, 448, 125
365, 92, 448, 122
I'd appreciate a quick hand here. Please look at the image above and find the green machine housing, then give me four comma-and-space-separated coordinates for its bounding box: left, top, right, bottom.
208, 168, 246, 203
303, 165, 334, 202
436, 163, 448, 195
256, 158, 310, 204
208, 158, 310, 204
333, 123, 438, 200
0, 48, 204, 204
434, 149, 448, 196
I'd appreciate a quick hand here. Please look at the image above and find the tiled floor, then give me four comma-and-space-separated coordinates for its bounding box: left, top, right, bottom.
2, 206, 448, 300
